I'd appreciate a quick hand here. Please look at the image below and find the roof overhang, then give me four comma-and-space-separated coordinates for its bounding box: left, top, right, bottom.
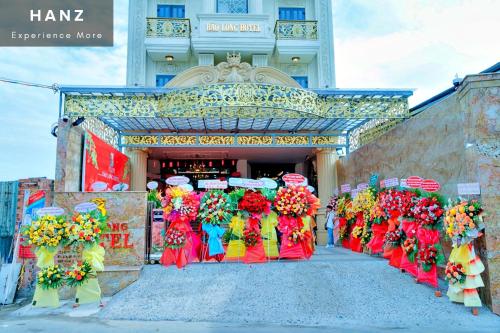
59, 83, 413, 151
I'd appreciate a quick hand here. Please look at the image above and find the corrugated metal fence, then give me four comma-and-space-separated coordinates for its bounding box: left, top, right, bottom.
0, 181, 19, 263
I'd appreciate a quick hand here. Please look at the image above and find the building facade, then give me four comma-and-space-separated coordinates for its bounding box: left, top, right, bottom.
49, 0, 415, 296
127, 0, 335, 89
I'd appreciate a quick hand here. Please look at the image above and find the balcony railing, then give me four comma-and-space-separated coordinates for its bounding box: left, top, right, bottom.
275, 20, 318, 40
146, 18, 190, 38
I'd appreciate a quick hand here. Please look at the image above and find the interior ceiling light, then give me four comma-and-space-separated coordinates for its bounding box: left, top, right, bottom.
165, 55, 174, 62
291, 56, 300, 63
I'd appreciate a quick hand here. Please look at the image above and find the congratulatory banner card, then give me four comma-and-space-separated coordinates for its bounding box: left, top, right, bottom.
0, 0, 113, 46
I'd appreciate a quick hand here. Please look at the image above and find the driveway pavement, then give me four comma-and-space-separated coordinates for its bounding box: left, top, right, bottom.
2, 247, 499, 332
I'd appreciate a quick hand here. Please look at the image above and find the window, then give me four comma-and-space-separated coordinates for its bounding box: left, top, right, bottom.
292, 76, 308, 88
279, 7, 306, 20
217, 0, 248, 14
156, 75, 175, 87
157, 5, 185, 18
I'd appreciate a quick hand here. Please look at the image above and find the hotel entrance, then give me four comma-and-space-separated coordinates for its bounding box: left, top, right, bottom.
145, 147, 318, 192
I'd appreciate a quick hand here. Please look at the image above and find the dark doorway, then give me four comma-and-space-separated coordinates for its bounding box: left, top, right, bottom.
250, 163, 296, 179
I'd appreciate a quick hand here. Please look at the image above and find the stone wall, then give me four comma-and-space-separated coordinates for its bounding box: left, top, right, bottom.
54, 191, 147, 297
337, 73, 499, 314
55, 120, 84, 192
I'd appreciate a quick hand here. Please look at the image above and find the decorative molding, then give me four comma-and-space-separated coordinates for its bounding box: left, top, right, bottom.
166, 52, 301, 87
120, 134, 346, 148
156, 61, 189, 74
64, 84, 410, 120
80, 117, 119, 148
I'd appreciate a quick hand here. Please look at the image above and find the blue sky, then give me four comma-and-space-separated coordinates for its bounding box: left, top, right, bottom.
0, 0, 499, 181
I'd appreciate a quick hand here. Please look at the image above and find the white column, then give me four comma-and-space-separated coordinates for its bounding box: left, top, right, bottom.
236, 160, 249, 178
250, 0, 263, 14
252, 54, 268, 67
203, 0, 215, 13
315, 148, 339, 244
199, 53, 215, 66
126, 148, 149, 191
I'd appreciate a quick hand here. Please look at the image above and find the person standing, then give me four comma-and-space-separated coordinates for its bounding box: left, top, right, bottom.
325, 205, 335, 248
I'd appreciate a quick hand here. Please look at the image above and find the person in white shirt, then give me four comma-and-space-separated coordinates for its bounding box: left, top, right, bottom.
325, 205, 335, 248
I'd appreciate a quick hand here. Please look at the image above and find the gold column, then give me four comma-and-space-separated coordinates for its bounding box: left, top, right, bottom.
314, 148, 338, 245
126, 148, 148, 191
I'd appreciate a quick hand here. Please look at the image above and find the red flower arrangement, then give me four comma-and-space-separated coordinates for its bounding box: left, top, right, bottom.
164, 228, 186, 249
274, 185, 320, 217
411, 196, 444, 228
384, 229, 404, 249
243, 228, 260, 247
238, 190, 270, 217
379, 189, 416, 217
418, 244, 444, 272
402, 237, 418, 262
445, 261, 466, 285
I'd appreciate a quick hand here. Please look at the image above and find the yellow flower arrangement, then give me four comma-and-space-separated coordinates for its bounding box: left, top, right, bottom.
37, 265, 65, 290
337, 196, 355, 220
352, 189, 376, 214
22, 215, 69, 248
351, 226, 363, 239
67, 210, 107, 247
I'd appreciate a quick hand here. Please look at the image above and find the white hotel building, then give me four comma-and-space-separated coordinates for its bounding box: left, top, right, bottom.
126, 0, 336, 89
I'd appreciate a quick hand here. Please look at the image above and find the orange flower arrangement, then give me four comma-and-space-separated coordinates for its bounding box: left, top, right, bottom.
444, 199, 484, 246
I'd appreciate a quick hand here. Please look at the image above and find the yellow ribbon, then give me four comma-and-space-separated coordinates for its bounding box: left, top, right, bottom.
35, 247, 57, 268
82, 244, 105, 272
32, 287, 59, 308
75, 277, 101, 304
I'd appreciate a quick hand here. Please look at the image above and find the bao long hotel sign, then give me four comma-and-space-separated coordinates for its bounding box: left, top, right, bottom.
206, 22, 261, 32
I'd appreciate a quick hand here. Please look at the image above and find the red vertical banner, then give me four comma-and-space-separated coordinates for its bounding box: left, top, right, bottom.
82, 131, 130, 192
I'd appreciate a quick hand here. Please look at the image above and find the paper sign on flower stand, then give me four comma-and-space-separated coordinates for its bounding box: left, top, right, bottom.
340, 184, 351, 193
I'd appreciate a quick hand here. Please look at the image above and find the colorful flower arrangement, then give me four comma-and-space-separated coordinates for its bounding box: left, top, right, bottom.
379, 189, 416, 217
288, 226, 306, 245
328, 195, 339, 212
352, 189, 376, 214
445, 261, 466, 285
351, 226, 363, 239
164, 228, 186, 249
198, 190, 233, 225
67, 210, 107, 247
402, 237, 418, 262
369, 196, 386, 224
384, 229, 404, 248
411, 196, 444, 228
351, 188, 377, 245
22, 214, 69, 248
243, 228, 260, 247
274, 186, 319, 217
238, 190, 270, 217
338, 225, 348, 241
444, 199, 484, 246
361, 222, 372, 245
161, 187, 200, 223
65, 261, 92, 287
418, 244, 444, 272
37, 265, 65, 290
147, 189, 163, 209
336, 195, 354, 220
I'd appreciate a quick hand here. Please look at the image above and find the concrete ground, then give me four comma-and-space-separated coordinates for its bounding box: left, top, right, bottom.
1, 247, 499, 332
